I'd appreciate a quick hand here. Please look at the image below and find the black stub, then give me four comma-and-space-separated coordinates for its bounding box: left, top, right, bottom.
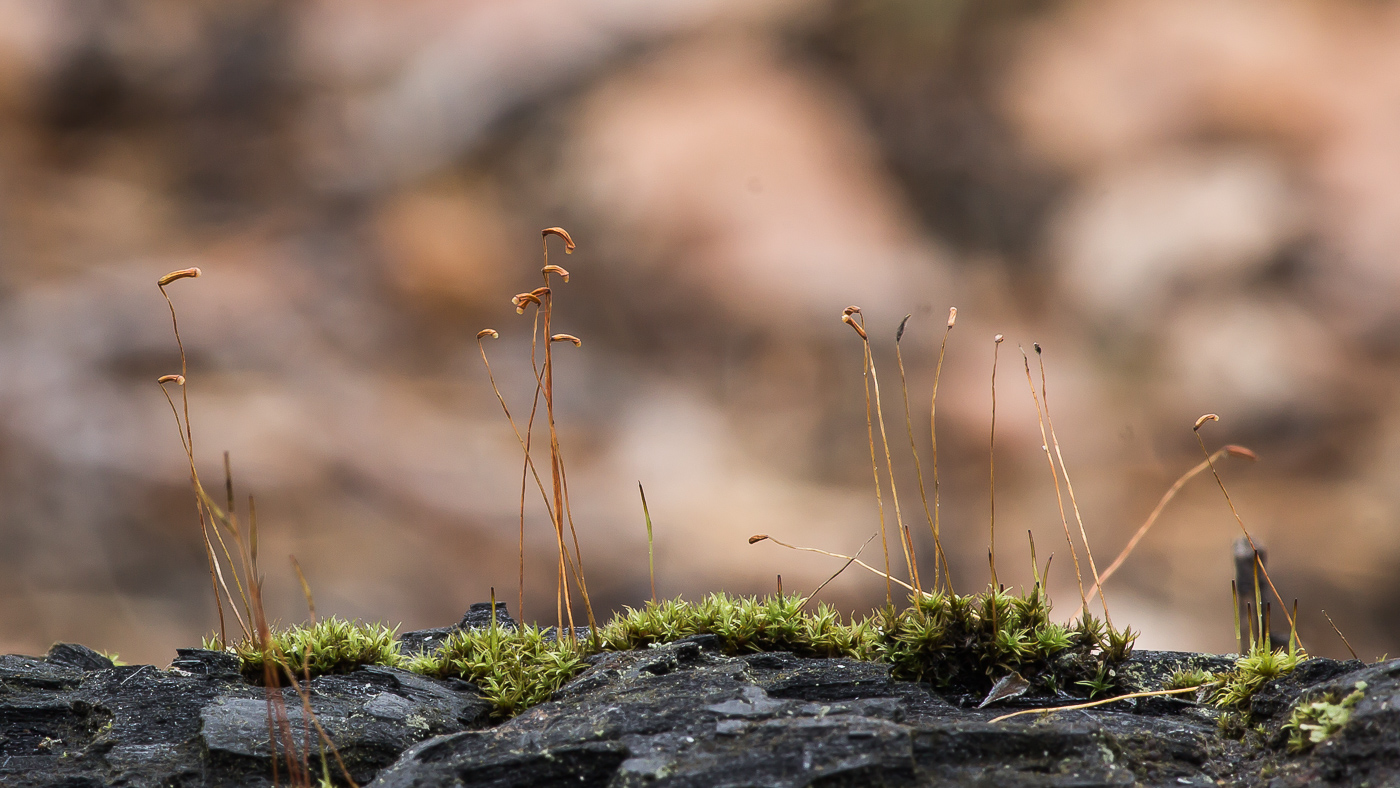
459, 601, 517, 630
45, 643, 115, 671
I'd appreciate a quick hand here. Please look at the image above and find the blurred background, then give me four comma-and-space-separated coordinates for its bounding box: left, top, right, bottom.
1, 0, 1398, 666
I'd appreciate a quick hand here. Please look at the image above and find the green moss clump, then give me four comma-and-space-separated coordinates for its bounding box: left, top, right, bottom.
405, 624, 587, 719
595, 593, 876, 659
1210, 642, 1306, 712
1285, 681, 1366, 752
876, 587, 1121, 690
224, 589, 1137, 719
234, 617, 402, 681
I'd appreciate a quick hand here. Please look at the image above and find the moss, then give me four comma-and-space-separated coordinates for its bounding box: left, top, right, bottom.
1209, 642, 1307, 714
1284, 681, 1366, 753
233, 617, 402, 682
227, 589, 1136, 719
405, 624, 587, 719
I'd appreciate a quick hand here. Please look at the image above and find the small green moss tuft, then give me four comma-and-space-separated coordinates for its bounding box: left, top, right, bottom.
1285, 681, 1366, 753
1210, 642, 1307, 711
1165, 667, 1215, 691
406, 624, 586, 719
235, 617, 402, 681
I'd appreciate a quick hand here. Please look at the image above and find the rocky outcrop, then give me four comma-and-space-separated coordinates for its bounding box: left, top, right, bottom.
1, 609, 1396, 787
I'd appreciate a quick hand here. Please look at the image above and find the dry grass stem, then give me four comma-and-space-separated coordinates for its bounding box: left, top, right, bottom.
895, 314, 934, 594
930, 307, 956, 592
989, 686, 1202, 724
807, 532, 880, 601
749, 534, 920, 596
843, 306, 892, 606
989, 334, 1004, 589
1322, 610, 1359, 661
1035, 348, 1109, 622
1088, 444, 1257, 599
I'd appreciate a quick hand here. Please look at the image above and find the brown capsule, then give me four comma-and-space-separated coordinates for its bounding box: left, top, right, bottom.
842, 305, 862, 317
748, 534, 770, 544
542, 227, 576, 253
1194, 413, 1220, 430
841, 313, 868, 339
157, 374, 185, 385
158, 268, 201, 287
551, 333, 582, 347
512, 292, 543, 314
1224, 445, 1257, 460
542, 264, 570, 282
477, 329, 499, 340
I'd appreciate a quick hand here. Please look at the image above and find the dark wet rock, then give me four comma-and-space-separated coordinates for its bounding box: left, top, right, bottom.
43, 644, 114, 672
371, 641, 1220, 788
0, 642, 492, 787
5, 609, 1400, 787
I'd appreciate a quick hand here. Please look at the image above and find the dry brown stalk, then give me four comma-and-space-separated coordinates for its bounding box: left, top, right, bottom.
930, 307, 956, 592
1020, 346, 1087, 615
989, 686, 1202, 724
895, 314, 932, 595
1035, 347, 1110, 623
749, 533, 923, 595
989, 334, 1004, 590
1322, 610, 1359, 661
842, 306, 893, 606
1087, 445, 1257, 599
1192, 414, 1297, 640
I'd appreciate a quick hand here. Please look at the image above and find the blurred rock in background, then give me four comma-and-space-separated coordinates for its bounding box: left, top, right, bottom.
1, 0, 1398, 665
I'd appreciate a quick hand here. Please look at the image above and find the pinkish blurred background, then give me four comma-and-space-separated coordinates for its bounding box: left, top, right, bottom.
2, 0, 1398, 666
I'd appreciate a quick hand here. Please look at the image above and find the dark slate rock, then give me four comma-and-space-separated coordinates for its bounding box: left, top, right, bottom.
368, 639, 1226, 787
6, 607, 1400, 788
169, 648, 243, 680
0, 653, 491, 786
44, 644, 114, 672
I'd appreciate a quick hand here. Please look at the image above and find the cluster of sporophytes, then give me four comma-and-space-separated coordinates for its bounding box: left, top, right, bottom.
158, 228, 1337, 751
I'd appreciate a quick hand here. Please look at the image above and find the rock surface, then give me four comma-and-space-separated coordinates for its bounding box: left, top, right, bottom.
2, 613, 1397, 787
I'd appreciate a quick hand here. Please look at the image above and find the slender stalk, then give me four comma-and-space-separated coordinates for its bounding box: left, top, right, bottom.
989, 686, 1202, 724
640, 482, 656, 603
895, 314, 931, 594
1193, 415, 1298, 640
870, 324, 918, 593
989, 334, 1004, 589
842, 307, 892, 607
1035, 348, 1106, 620
806, 532, 880, 601
750, 534, 921, 595
1322, 610, 1358, 661
1088, 445, 1255, 599
930, 308, 956, 592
